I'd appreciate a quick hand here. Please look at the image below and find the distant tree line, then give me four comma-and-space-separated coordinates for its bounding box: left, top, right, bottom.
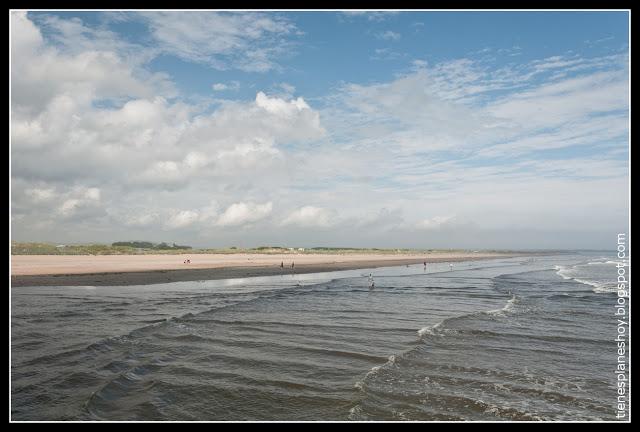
112, 241, 192, 250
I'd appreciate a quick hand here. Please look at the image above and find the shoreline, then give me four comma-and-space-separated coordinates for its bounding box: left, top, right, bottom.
10, 253, 523, 287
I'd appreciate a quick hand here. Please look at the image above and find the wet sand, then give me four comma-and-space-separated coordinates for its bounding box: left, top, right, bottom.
11, 252, 519, 287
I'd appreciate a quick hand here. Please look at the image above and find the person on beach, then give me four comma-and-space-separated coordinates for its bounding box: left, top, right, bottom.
368, 273, 374, 289
291, 261, 295, 269
280, 261, 284, 269
423, 261, 427, 270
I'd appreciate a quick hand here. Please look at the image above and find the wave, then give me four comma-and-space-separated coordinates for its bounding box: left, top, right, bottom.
417, 322, 443, 337
357, 291, 522, 398
553, 264, 623, 295
486, 295, 517, 316
414, 289, 518, 349
554, 265, 572, 280
354, 354, 398, 391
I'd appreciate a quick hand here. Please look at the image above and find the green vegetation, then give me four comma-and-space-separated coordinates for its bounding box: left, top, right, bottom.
12, 241, 191, 255
155, 242, 192, 250
112, 241, 154, 248
11, 241, 525, 256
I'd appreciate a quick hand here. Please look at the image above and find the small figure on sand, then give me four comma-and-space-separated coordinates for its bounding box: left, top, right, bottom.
280, 261, 284, 269
291, 261, 295, 269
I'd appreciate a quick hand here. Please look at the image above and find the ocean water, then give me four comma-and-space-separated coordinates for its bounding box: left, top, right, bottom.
11, 253, 627, 421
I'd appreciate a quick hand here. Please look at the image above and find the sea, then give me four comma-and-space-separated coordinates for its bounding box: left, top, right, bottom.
11, 252, 629, 421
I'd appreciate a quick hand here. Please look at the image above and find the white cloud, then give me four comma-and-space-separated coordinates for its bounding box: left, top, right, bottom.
340, 11, 398, 22
135, 161, 185, 187
138, 12, 298, 72
25, 187, 56, 203
121, 212, 159, 228
371, 48, 404, 61
83, 187, 101, 201
58, 199, 81, 217
9, 13, 629, 249
11, 13, 173, 119
281, 206, 334, 228
416, 215, 457, 230
165, 210, 200, 229
11, 11, 43, 54
411, 59, 428, 69
215, 202, 273, 227
377, 30, 401, 41
255, 91, 308, 116
277, 82, 296, 96
212, 81, 240, 91
12, 22, 324, 187
54, 186, 103, 218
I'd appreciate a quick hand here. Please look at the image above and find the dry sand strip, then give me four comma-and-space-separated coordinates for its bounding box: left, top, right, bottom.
10, 253, 521, 287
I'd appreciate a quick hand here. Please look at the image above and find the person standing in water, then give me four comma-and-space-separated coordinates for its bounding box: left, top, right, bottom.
368, 273, 374, 289
423, 261, 427, 271
449, 263, 453, 271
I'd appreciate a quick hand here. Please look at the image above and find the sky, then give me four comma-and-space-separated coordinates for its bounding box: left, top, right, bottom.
10, 10, 630, 250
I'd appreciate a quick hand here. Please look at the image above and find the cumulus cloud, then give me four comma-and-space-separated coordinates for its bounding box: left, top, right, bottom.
25, 187, 56, 203
10, 12, 629, 249
55, 187, 103, 219
120, 212, 159, 228
256, 91, 308, 116
165, 210, 200, 229
215, 202, 273, 227
281, 206, 334, 228
11, 14, 172, 119
11, 14, 323, 189
11, 11, 43, 54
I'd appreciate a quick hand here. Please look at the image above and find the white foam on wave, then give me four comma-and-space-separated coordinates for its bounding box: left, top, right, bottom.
572, 278, 602, 289
354, 354, 397, 391
348, 404, 363, 419
554, 265, 573, 280
554, 263, 625, 296
417, 322, 443, 337
590, 283, 626, 295
486, 296, 517, 316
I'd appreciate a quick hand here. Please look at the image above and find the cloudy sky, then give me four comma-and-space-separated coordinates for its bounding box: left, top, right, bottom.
10, 11, 629, 249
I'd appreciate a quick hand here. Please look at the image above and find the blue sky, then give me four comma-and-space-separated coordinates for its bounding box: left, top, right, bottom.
11, 11, 630, 249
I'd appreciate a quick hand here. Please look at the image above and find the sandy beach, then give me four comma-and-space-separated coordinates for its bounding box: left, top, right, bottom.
10, 252, 517, 287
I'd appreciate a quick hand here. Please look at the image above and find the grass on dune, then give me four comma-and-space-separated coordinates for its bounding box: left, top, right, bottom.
10, 242, 492, 256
